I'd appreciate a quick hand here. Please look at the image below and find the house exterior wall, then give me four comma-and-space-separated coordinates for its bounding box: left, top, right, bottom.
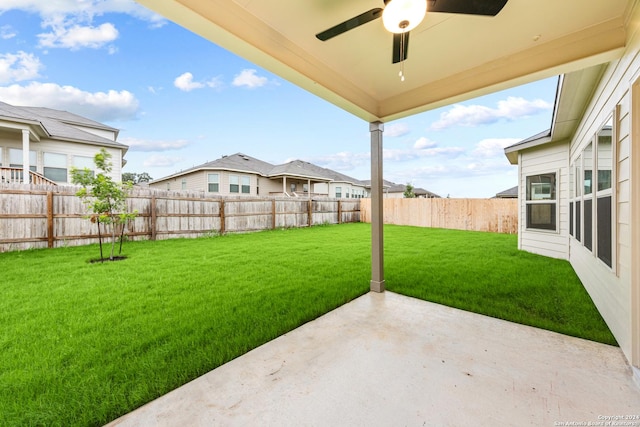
558, 7, 640, 368
259, 177, 284, 196
518, 141, 569, 260
150, 170, 261, 197
0, 135, 123, 182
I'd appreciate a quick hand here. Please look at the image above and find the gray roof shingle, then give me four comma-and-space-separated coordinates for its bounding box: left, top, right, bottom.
0, 101, 126, 149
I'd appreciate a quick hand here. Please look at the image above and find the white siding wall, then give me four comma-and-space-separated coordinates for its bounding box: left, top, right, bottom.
259, 177, 282, 195
150, 170, 261, 197
562, 7, 640, 362
0, 137, 123, 182
518, 141, 569, 259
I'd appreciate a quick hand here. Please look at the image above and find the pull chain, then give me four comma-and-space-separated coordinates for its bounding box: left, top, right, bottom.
399, 21, 408, 82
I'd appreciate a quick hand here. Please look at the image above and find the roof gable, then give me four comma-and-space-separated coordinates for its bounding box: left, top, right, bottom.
0, 101, 126, 149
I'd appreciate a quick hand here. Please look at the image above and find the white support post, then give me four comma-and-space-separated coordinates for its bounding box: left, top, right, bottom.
22, 129, 30, 183
308, 178, 311, 199
370, 121, 385, 292
283, 176, 287, 196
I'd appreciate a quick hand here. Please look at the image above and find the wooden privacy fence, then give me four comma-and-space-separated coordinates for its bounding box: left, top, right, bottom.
0, 184, 360, 252
360, 198, 518, 234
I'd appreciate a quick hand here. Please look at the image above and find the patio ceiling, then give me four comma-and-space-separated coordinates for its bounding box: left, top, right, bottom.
137, 0, 631, 123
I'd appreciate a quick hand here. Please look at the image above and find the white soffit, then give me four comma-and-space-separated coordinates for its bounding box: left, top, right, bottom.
136, 0, 631, 122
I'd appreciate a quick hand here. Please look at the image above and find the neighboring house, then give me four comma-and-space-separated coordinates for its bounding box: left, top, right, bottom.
0, 102, 127, 184
494, 186, 518, 199
504, 17, 640, 380
149, 153, 370, 198
363, 180, 440, 198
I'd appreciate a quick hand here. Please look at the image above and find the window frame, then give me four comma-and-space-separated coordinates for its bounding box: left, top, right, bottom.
524, 171, 558, 232
241, 176, 250, 194
569, 112, 617, 272
207, 173, 219, 193
229, 175, 239, 193
43, 152, 68, 182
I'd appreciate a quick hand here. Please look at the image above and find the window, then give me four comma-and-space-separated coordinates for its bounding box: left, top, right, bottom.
241, 176, 250, 194
43, 152, 68, 182
335, 186, 342, 198
9, 148, 36, 171
596, 121, 613, 267
207, 173, 219, 192
181, 178, 187, 190
569, 162, 574, 237
569, 116, 615, 269
73, 156, 94, 179
290, 183, 296, 193
525, 173, 556, 231
583, 143, 593, 251
230, 175, 239, 193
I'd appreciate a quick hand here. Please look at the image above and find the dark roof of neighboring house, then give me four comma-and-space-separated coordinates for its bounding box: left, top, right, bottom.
190, 153, 276, 175
360, 180, 440, 197
153, 153, 368, 185
413, 187, 441, 198
269, 160, 334, 181
0, 101, 126, 149
495, 186, 518, 198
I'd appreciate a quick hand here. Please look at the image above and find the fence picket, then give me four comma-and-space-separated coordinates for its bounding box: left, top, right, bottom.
0, 184, 360, 252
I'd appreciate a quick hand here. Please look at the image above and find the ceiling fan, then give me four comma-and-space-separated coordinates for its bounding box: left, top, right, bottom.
316, 0, 509, 64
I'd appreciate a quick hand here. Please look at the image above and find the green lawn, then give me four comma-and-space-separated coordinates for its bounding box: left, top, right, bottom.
0, 223, 615, 426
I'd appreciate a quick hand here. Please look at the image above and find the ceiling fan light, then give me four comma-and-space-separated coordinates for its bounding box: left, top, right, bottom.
382, 0, 426, 34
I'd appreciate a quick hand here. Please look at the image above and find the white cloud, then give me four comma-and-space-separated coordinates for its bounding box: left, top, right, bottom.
305, 141, 463, 171
232, 69, 268, 89
120, 137, 191, 152
385, 122, 410, 137
174, 72, 204, 91
174, 72, 221, 91
0, 51, 42, 84
303, 151, 370, 172
0, 1, 165, 53
384, 146, 464, 162
1, 25, 16, 39
143, 154, 185, 168
471, 138, 520, 158
413, 137, 437, 150
0, 82, 139, 122
430, 96, 552, 130
38, 22, 118, 50
0, 1, 165, 27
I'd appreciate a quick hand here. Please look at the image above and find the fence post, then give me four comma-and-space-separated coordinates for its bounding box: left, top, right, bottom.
151, 195, 157, 241
308, 199, 312, 227
272, 199, 276, 230
47, 191, 54, 248
337, 200, 342, 224
219, 199, 226, 234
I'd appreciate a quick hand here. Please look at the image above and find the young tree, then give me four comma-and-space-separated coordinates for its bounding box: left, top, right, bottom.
403, 183, 416, 198
71, 149, 137, 261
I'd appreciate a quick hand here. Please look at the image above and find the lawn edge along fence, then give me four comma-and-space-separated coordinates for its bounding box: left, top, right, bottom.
0, 184, 360, 252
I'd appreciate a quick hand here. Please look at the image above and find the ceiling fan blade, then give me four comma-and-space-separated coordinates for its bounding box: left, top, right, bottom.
427, 0, 508, 16
392, 32, 410, 64
316, 8, 383, 41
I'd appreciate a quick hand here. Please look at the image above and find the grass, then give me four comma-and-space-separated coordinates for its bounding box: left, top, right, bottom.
383, 225, 616, 345
0, 223, 615, 426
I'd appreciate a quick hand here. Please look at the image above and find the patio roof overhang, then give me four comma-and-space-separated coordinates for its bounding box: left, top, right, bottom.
135, 0, 631, 123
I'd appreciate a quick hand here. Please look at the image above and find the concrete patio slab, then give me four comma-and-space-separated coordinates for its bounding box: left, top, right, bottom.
106, 292, 640, 427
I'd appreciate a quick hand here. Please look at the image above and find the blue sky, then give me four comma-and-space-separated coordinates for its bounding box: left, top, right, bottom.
0, 0, 558, 197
